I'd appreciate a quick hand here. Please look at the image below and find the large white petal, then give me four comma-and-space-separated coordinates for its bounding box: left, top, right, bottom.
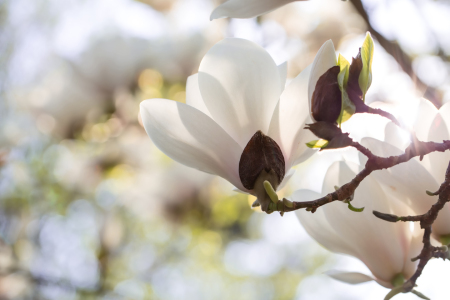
433, 204, 450, 238
298, 160, 413, 283
424, 103, 450, 237
341, 112, 389, 143
277, 168, 295, 191
295, 189, 356, 255
427, 107, 450, 183
140, 99, 246, 191
210, 0, 299, 20
384, 122, 410, 151
411, 99, 438, 180
413, 98, 438, 141
198, 38, 282, 147
278, 61, 288, 91
402, 225, 424, 279
326, 270, 392, 288
268, 65, 315, 170
439, 101, 450, 130
321, 162, 411, 282
292, 147, 359, 193
185, 74, 212, 118
308, 40, 337, 120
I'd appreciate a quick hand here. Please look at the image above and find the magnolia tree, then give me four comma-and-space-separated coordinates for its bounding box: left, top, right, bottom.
140, 1, 450, 299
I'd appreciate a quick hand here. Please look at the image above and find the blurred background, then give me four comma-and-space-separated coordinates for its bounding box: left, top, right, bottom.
0, 0, 449, 299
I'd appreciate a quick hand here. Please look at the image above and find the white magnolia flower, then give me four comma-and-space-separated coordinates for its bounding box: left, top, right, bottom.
294, 158, 422, 288
210, 0, 306, 20
366, 99, 450, 243
140, 38, 314, 211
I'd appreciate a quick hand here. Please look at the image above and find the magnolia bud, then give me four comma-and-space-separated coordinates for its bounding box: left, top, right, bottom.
311, 66, 341, 124
239, 130, 285, 190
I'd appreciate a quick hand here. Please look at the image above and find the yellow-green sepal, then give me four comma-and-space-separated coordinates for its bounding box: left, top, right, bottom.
359, 32, 374, 101
336, 54, 356, 126
337, 54, 350, 87
306, 139, 329, 149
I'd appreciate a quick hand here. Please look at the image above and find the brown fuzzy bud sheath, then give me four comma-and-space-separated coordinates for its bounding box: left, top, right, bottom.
239, 131, 285, 190
347, 49, 366, 112
311, 66, 342, 124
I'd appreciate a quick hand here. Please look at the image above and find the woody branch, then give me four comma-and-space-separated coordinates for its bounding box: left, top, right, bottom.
270, 137, 450, 213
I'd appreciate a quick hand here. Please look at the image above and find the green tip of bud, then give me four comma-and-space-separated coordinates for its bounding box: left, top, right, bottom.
263, 180, 279, 203
334, 185, 339, 191
347, 202, 364, 212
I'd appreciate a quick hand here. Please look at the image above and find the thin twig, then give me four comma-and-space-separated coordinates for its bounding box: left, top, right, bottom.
349, 0, 442, 107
